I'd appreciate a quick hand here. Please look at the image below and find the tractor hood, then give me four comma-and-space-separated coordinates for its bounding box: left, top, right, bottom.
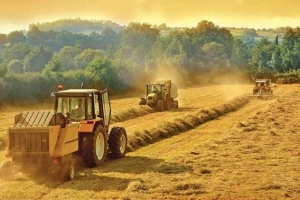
147, 92, 158, 105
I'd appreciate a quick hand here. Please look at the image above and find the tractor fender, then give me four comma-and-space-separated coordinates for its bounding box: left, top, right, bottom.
79, 119, 104, 133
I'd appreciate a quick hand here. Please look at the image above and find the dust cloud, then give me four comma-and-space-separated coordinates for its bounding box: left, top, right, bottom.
129, 60, 251, 92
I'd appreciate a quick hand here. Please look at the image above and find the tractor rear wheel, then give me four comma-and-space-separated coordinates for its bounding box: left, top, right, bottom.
0, 160, 13, 181
109, 127, 128, 158
82, 125, 107, 167
165, 96, 172, 110
157, 99, 165, 112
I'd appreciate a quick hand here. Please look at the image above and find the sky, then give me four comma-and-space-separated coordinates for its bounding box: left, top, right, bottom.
0, 0, 300, 34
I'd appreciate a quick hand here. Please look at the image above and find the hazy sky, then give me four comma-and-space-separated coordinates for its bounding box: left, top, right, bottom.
1, 0, 300, 34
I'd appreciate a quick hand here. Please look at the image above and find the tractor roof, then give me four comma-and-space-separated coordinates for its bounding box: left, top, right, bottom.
52, 89, 102, 97
255, 79, 269, 82
148, 80, 172, 85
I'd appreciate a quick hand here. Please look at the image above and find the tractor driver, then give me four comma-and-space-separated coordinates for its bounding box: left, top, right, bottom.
152, 86, 159, 93
73, 98, 84, 118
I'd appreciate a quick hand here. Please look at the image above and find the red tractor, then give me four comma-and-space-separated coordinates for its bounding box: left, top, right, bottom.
0, 85, 128, 181
253, 79, 273, 95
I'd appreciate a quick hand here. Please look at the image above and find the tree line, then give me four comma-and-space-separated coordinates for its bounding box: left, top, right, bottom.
0, 19, 299, 105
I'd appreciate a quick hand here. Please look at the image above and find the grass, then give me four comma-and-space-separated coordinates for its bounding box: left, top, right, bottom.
0, 84, 299, 199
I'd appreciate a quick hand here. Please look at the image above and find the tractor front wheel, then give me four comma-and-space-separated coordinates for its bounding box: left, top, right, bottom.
0, 160, 13, 181
157, 99, 165, 112
139, 98, 147, 105
109, 127, 128, 158
82, 125, 107, 167
61, 160, 75, 181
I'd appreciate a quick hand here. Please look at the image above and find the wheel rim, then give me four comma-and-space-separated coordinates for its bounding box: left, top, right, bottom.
120, 134, 127, 153
95, 133, 105, 160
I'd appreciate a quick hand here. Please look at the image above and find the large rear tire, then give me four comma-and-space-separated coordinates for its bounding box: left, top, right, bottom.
165, 96, 172, 110
109, 127, 128, 158
82, 125, 107, 167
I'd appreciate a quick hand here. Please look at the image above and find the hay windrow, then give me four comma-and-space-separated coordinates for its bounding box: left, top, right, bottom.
111, 105, 155, 123
127, 96, 250, 152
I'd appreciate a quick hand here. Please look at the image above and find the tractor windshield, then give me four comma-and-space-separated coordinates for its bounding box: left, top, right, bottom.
148, 84, 162, 93
56, 97, 92, 121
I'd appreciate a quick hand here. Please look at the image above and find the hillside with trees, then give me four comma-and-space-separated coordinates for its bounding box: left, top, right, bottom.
0, 19, 299, 105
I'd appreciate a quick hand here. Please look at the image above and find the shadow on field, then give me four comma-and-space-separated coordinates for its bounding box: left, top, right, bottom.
99, 155, 193, 175
62, 156, 192, 191
11, 155, 192, 192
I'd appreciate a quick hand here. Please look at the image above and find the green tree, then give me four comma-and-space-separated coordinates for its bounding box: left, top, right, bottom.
202, 42, 227, 67
23, 46, 53, 72
231, 38, 251, 67
184, 20, 234, 68
119, 22, 159, 67
86, 56, 122, 89
0, 34, 7, 46
43, 56, 63, 79
74, 48, 105, 69
27, 24, 44, 46
280, 27, 300, 69
101, 28, 121, 53
56, 46, 80, 70
267, 47, 283, 72
7, 31, 26, 45
243, 29, 258, 37
281, 27, 298, 51
289, 42, 300, 68
2, 43, 31, 63
8, 59, 24, 73
250, 38, 276, 69
164, 30, 190, 67
0, 63, 8, 78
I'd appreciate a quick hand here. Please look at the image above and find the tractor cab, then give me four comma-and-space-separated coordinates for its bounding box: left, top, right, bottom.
253, 79, 273, 95
52, 88, 111, 127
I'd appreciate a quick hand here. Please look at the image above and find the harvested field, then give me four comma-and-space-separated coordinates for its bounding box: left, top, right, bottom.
0, 84, 299, 199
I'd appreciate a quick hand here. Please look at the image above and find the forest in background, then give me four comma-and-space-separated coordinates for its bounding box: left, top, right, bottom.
0, 18, 299, 105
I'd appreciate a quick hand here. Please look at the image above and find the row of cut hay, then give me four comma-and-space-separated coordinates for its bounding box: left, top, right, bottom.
126, 96, 250, 152
111, 105, 155, 123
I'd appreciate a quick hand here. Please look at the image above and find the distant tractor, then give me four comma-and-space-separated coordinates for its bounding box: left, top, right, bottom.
253, 79, 273, 95
139, 80, 178, 111
0, 85, 128, 181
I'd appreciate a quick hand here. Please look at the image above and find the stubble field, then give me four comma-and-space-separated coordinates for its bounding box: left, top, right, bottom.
0, 84, 299, 200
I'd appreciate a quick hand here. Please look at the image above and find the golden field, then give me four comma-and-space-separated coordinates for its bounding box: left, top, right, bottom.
0, 84, 299, 200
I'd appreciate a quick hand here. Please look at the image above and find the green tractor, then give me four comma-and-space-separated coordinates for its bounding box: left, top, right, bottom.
139, 80, 179, 111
